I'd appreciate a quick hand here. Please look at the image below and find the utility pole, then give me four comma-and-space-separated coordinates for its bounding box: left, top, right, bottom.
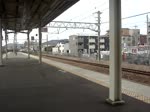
147, 15, 149, 45
133, 25, 138, 46
97, 11, 102, 61
134, 25, 137, 29
147, 15, 150, 55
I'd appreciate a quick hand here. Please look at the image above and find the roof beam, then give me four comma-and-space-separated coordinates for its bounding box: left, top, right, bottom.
26, 0, 42, 30
0, 0, 79, 31
15, 0, 19, 32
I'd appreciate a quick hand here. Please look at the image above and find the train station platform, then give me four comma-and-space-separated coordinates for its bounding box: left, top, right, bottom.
0, 52, 149, 112
24, 53, 150, 103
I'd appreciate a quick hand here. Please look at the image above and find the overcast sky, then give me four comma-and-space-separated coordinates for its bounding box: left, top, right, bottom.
3, 0, 150, 45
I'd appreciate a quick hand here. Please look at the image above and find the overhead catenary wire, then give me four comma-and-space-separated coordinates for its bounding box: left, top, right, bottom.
102, 12, 150, 24
77, 7, 109, 22
122, 12, 150, 19
123, 21, 146, 26
48, 1, 109, 36
48, 11, 150, 38
69, 1, 108, 22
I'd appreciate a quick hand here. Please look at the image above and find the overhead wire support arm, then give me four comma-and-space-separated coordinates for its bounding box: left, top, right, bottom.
46, 21, 98, 32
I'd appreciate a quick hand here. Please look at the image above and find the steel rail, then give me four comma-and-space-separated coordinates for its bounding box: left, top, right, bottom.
43, 54, 150, 77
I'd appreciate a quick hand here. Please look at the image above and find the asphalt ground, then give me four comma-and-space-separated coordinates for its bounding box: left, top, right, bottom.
0, 52, 149, 112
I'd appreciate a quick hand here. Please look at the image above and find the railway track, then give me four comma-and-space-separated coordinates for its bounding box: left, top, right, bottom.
43, 54, 150, 77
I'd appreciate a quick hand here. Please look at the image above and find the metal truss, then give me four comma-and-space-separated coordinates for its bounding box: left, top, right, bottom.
46, 21, 98, 32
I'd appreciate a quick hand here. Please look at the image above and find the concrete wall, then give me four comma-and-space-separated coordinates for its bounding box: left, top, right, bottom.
129, 29, 140, 46
69, 35, 78, 56
64, 43, 70, 54
69, 35, 109, 56
52, 47, 59, 54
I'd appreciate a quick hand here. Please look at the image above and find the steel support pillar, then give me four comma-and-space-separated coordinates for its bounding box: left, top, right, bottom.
0, 18, 3, 66
88, 36, 91, 56
106, 0, 124, 105
13, 33, 17, 54
46, 34, 48, 54
27, 31, 30, 59
39, 25, 42, 64
5, 31, 8, 59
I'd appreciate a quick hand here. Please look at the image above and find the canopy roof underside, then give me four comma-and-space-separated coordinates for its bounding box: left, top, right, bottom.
0, 0, 79, 32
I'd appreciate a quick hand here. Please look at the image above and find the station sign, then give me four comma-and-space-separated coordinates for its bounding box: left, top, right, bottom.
41, 28, 48, 32
31, 36, 34, 40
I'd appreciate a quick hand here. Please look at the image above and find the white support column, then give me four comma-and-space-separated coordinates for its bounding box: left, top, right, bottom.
0, 18, 3, 66
27, 31, 30, 59
106, 0, 124, 105
5, 31, 8, 59
39, 24, 42, 64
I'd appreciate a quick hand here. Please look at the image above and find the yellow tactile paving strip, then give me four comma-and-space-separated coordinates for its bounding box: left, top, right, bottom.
49, 61, 150, 104
87, 76, 150, 104
59, 67, 150, 104
122, 89, 150, 104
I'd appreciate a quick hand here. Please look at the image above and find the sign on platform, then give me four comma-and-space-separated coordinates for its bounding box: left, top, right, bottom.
31, 36, 34, 40
41, 28, 48, 32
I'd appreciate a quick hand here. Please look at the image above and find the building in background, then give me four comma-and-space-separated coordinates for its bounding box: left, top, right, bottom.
129, 29, 140, 46
69, 34, 109, 56
69, 35, 84, 56
120, 28, 140, 47
139, 34, 147, 45
100, 35, 109, 51
106, 28, 140, 49
121, 28, 131, 49
64, 43, 70, 54
88, 36, 98, 55
52, 42, 69, 55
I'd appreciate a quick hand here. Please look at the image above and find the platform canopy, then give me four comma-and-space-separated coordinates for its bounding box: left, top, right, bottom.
0, 0, 79, 32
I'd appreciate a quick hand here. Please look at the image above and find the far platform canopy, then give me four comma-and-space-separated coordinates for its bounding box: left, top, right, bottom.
0, 0, 79, 32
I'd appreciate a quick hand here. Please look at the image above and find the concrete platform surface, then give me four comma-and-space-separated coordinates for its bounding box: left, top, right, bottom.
24, 53, 150, 104
0, 52, 149, 112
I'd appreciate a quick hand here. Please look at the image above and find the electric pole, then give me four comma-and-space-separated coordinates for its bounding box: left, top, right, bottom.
97, 11, 102, 61
147, 15, 149, 45
134, 25, 137, 29
133, 25, 138, 46
147, 15, 150, 55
